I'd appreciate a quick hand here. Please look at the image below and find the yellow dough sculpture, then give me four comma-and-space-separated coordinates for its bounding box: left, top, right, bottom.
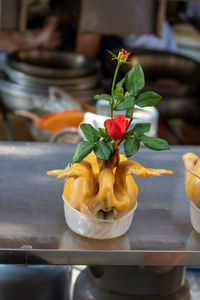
48, 148, 173, 220
183, 152, 200, 208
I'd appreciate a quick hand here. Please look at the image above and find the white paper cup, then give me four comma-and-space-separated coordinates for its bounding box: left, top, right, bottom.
62, 196, 137, 239
190, 201, 200, 233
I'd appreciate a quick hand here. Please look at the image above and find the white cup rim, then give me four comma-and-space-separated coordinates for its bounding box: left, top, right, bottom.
62, 195, 137, 223
190, 200, 200, 212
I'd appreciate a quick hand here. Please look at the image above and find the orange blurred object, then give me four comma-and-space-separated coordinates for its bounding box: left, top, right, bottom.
34, 110, 84, 132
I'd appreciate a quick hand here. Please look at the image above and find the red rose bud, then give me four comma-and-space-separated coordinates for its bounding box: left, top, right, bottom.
104, 115, 129, 139
117, 48, 130, 62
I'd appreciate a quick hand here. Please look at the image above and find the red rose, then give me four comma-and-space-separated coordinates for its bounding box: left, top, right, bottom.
117, 48, 130, 62
104, 115, 129, 139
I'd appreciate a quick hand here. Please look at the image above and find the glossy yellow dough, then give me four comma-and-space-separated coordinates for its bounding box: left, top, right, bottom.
47, 150, 173, 219
183, 152, 200, 208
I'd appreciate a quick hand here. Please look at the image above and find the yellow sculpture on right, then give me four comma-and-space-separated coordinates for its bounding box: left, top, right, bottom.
183, 152, 200, 208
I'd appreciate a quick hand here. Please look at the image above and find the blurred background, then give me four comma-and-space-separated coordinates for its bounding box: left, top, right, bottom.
0, 2, 200, 300
0, 0, 199, 145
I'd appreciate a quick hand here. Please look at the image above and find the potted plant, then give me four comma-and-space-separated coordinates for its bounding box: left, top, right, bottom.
47, 49, 173, 239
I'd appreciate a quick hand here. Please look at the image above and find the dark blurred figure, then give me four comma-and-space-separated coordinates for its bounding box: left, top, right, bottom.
0, 0, 62, 51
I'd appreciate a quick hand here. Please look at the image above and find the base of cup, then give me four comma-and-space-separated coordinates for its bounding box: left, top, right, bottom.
62, 196, 137, 239
190, 201, 200, 233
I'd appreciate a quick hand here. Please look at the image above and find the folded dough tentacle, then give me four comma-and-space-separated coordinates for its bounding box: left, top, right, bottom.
190, 170, 200, 179
47, 152, 173, 219
82, 168, 116, 216
47, 169, 66, 177
115, 160, 173, 179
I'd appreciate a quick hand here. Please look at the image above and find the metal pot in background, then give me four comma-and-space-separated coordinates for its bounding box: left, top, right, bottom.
7, 50, 97, 79
4, 63, 100, 90
0, 72, 47, 111
0, 72, 102, 111
5, 50, 100, 90
0, 50, 102, 112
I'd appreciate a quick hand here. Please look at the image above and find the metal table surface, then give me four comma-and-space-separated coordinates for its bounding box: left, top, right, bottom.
0, 142, 200, 266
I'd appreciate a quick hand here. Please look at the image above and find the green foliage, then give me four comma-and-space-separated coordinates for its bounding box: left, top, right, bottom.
141, 135, 170, 151
124, 137, 140, 157
71, 141, 95, 163
98, 128, 108, 138
136, 91, 161, 107
124, 123, 150, 138
94, 94, 112, 101
116, 77, 125, 88
115, 96, 135, 111
125, 63, 144, 96
132, 123, 151, 137
114, 86, 124, 96
94, 140, 113, 160
107, 141, 113, 153
80, 124, 101, 142
71, 50, 170, 163
126, 107, 134, 118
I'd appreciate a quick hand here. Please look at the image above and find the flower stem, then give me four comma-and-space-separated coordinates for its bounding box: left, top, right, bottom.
117, 138, 124, 146
127, 116, 133, 130
111, 62, 120, 96
111, 61, 121, 118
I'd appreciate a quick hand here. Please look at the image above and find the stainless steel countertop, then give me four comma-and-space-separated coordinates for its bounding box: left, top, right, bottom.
0, 142, 200, 266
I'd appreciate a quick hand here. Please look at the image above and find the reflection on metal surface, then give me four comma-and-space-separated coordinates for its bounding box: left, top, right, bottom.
60, 228, 130, 250
20, 245, 32, 249
186, 231, 200, 251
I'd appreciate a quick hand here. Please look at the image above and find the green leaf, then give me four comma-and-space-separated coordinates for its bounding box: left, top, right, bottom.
133, 123, 151, 137
107, 50, 117, 60
113, 97, 122, 106
94, 94, 112, 101
124, 123, 151, 138
98, 128, 108, 138
80, 123, 101, 142
136, 91, 161, 107
116, 77, 125, 88
94, 140, 112, 160
107, 141, 113, 153
71, 141, 94, 163
141, 135, 170, 151
125, 63, 144, 96
126, 107, 134, 118
124, 137, 140, 158
113, 95, 122, 102
114, 86, 124, 96
115, 96, 134, 111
